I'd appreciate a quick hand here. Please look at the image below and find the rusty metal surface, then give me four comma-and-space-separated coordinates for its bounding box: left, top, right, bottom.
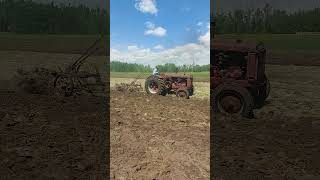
210, 38, 269, 109
14, 37, 106, 97
52, 37, 105, 96
210, 18, 270, 116
159, 73, 193, 78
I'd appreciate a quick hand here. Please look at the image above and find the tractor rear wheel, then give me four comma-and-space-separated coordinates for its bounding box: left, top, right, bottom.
145, 76, 167, 96
212, 84, 254, 118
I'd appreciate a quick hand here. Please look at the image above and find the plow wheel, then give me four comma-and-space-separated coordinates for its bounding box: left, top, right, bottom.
176, 89, 190, 99
77, 62, 105, 93
53, 75, 74, 97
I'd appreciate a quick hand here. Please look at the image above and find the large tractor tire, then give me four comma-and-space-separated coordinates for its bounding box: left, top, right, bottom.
212, 84, 254, 118
145, 76, 167, 96
255, 76, 271, 108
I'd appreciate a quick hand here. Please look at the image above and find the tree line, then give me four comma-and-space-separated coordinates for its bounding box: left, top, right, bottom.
156, 63, 210, 73
215, 4, 320, 34
111, 61, 209, 72
111, 61, 152, 72
0, 0, 108, 34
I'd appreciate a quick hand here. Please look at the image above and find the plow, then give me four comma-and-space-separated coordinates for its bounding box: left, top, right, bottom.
15, 37, 106, 97
114, 74, 143, 93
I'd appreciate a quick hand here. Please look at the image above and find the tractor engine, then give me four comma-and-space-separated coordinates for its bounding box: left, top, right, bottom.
224, 66, 243, 79
214, 52, 246, 80
168, 77, 187, 89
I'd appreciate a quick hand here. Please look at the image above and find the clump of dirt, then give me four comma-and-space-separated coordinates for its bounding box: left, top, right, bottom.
114, 81, 143, 93
13, 67, 57, 95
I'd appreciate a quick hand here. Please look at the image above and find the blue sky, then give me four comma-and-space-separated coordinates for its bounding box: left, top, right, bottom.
110, 0, 210, 66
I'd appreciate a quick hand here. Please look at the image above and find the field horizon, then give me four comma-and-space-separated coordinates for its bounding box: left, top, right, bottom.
110, 71, 210, 82
1, 33, 320, 66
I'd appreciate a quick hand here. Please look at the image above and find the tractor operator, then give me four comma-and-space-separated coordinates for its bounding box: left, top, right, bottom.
153, 67, 159, 75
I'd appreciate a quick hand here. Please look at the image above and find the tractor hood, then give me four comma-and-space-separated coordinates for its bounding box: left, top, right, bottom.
159, 73, 193, 78
212, 39, 266, 53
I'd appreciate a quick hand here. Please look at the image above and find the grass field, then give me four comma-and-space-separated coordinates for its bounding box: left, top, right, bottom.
1, 33, 320, 65
217, 33, 320, 51
110, 71, 209, 82
0, 33, 108, 55
1, 33, 319, 52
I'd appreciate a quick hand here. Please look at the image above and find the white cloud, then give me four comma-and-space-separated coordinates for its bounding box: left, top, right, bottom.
197, 22, 203, 26
153, 45, 164, 50
135, 0, 158, 15
111, 48, 120, 53
198, 22, 210, 47
111, 43, 209, 67
127, 45, 139, 51
111, 22, 210, 67
145, 27, 167, 37
181, 7, 191, 12
111, 45, 209, 67
199, 31, 210, 46
145, 21, 155, 29
144, 22, 167, 37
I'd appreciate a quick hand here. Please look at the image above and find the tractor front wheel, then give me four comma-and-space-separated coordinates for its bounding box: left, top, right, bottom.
255, 77, 271, 108
212, 84, 254, 118
188, 86, 194, 96
176, 89, 190, 99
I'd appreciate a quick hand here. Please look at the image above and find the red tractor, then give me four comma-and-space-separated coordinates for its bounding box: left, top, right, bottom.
145, 73, 194, 99
211, 39, 270, 118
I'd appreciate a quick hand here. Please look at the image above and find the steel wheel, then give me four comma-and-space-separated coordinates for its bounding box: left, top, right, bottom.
54, 76, 74, 96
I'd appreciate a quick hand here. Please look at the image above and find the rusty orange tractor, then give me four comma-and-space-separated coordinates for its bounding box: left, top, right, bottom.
210, 16, 270, 118
145, 73, 194, 99
211, 39, 270, 118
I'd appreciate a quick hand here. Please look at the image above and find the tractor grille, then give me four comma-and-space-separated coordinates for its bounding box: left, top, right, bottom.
257, 51, 266, 81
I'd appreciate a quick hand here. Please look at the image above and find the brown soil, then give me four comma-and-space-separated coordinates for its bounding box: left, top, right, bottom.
267, 52, 320, 66
110, 91, 210, 179
1, 49, 320, 179
0, 91, 108, 179
0, 50, 110, 179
